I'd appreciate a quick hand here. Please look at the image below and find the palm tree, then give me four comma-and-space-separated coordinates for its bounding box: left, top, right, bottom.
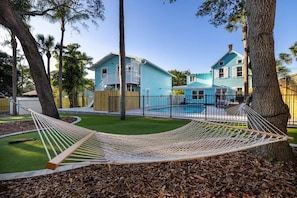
43, 0, 104, 108
119, 0, 126, 120
289, 42, 297, 59
52, 43, 92, 107
225, 9, 249, 98
11, 32, 18, 115
36, 34, 55, 85
63, 43, 92, 107
196, 0, 249, 98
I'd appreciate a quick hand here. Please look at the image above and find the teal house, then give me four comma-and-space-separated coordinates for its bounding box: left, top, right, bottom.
89, 52, 174, 108
173, 45, 252, 106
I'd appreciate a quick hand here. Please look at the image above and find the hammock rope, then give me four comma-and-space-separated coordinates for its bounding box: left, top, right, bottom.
28, 103, 290, 170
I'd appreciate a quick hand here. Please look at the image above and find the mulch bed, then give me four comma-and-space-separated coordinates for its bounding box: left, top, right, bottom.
0, 117, 297, 197
0, 117, 77, 136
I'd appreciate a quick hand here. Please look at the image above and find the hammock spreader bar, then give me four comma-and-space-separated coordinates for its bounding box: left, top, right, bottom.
46, 131, 96, 170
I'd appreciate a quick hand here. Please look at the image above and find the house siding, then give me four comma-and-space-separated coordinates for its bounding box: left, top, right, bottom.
91, 53, 173, 109
174, 46, 252, 106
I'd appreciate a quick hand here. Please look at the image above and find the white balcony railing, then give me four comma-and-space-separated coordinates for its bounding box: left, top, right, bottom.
103, 71, 140, 85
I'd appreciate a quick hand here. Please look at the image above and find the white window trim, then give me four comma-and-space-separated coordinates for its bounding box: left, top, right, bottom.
101, 67, 107, 79
223, 67, 229, 78
232, 66, 243, 78
192, 90, 204, 100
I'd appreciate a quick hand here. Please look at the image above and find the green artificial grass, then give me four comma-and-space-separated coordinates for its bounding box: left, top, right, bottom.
0, 115, 32, 123
287, 127, 297, 144
0, 115, 189, 173
0, 114, 296, 174
0, 132, 48, 173
74, 114, 189, 135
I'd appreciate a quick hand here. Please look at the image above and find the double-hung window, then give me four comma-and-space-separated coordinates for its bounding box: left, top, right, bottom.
192, 90, 204, 100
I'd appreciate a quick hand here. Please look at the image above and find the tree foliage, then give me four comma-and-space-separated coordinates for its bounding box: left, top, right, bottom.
289, 42, 297, 60
196, 0, 249, 97
196, 0, 245, 27
169, 69, 190, 86
37, 0, 104, 108
0, 51, 13, 96
276, 53, 291, 78
36, 34, 56, 83
52, 43, 92, 107
0, 50, 33, 96
0, 0, 105, 118
169, 69, 190, 95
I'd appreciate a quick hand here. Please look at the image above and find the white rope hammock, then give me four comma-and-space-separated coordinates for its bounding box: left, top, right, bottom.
29, 103, 291, 170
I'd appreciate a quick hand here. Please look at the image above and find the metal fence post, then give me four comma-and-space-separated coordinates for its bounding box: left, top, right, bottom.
205, 95, 207, 121
170, 94, 172, 118
142, 95, 145, 116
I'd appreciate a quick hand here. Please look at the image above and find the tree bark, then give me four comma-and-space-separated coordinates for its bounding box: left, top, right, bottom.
46, 51, 51, 85
242, 23, 249, 98
58, 17, 65, 109
11, 33, 17, 116
119, 0, 126, 120
0, 0, 59, 118
246, 0, 294, 161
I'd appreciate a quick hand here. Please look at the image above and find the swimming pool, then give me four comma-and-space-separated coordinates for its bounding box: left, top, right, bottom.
149, 105, 204, 114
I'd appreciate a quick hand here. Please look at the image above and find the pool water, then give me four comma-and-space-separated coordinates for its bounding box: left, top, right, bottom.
150, 105, 204, 114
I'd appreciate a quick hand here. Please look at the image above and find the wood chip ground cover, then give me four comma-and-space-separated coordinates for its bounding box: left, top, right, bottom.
0, 118, 296, 197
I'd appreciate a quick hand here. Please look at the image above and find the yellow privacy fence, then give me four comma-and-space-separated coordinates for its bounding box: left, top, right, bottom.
94, 90, 139, 112
0, 98, 9, 113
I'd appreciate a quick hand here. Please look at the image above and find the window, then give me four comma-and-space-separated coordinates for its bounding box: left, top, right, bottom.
219, 68, 224, 78
190, 75, 196, 82
235, 87, 244, 102
102, 68, 107, 79
215, 67, 228, 78
233, 66, 243, 77
127, 84, 136, 91
236, 67, 243, 77
237, 59, 243, 64
198, 90, 204, 99
216, 88, 227, 100
236, 87, 243, 96
192, 90, 204, 100
219, 61, 224, 66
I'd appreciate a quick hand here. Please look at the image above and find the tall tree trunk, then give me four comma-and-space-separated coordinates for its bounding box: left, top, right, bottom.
11, 33, 17, 116
246, 0, 294, 161
242, 23, 249, 98
119, 0, 126, 120
46, 52, 51, 85
58, 18, 65, 109
0, 0, 59, 118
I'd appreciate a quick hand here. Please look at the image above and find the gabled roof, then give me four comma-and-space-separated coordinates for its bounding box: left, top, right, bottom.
89, 52, 174, 77
210, 50, 244, 69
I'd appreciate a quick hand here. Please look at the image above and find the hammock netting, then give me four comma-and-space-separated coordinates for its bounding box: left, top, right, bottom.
29, 103, 290, 170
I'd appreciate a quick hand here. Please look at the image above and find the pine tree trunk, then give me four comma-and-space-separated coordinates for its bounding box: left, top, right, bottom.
119, 0, 126, 120
242, 23, 249, 98
0, 0, 59, 119
11, 33, 17, 116
58, 18, 65, 109
246, 0, 294, 161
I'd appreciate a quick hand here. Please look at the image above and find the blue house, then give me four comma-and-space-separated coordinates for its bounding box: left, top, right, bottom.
174, 44, 252, 106
89, 52, 174, 109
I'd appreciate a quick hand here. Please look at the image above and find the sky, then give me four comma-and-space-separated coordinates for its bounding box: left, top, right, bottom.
1, 0, 297, 78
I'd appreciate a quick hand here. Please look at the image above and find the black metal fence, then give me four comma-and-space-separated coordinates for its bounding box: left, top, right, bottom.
110, 94, 297, 126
